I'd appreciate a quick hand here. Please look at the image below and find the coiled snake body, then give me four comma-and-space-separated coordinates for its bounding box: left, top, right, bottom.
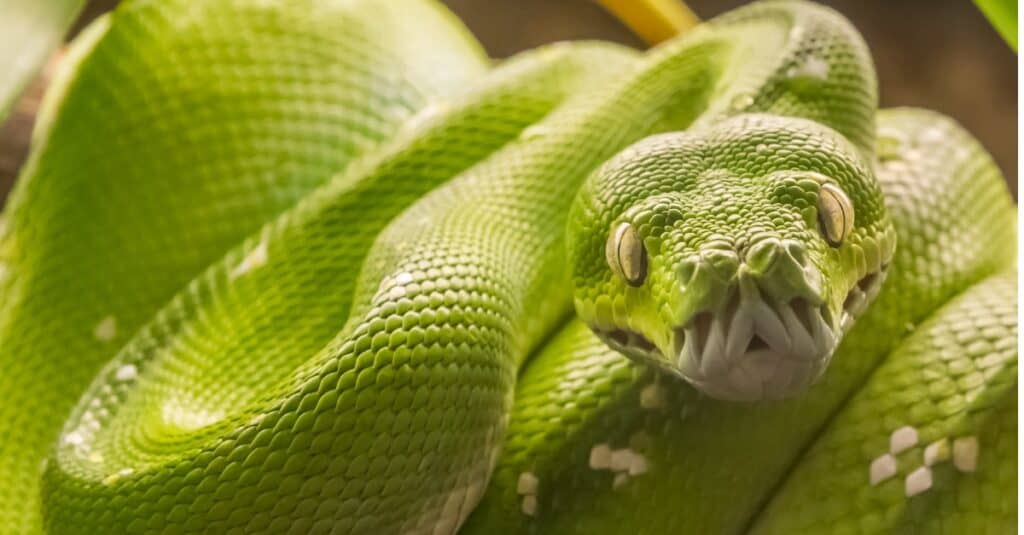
0, 0, 1015, 533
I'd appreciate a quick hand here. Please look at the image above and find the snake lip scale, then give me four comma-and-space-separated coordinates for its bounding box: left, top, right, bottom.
839, 264, 889, 330
593, 262, 889, 401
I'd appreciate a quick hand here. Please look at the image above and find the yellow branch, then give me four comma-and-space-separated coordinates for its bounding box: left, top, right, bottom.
595, 0, 701, 45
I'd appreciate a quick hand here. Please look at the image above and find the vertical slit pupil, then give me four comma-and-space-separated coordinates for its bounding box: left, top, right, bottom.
616, 223, 647, 286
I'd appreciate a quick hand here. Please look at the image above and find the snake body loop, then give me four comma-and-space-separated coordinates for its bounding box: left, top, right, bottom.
0, 0, 1015, 533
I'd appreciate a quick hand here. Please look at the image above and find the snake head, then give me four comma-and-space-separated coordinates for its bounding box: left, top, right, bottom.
568, 115, 896, 401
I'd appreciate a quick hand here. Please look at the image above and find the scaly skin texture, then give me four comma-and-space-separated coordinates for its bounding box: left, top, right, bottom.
41, 40, 640, 533
463, 109, 1016, 533
0, 0, 489, 530
0, 0, 1014, 533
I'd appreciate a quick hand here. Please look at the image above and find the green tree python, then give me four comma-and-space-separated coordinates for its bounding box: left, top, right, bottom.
0, 0, 1015, 532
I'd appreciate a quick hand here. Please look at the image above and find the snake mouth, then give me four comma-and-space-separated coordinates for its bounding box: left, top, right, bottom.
592, 264, 889, 401
591, 293, 837, 401
669, 292, 838, 400
601, 327, 659, 356
839, 263, 889, 330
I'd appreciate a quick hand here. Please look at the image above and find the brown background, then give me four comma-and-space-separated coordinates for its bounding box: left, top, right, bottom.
1, 0, 1016, 200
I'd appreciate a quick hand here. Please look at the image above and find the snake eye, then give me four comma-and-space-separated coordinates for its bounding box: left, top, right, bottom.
816, 183, 853, 247
606, 222, 647, 286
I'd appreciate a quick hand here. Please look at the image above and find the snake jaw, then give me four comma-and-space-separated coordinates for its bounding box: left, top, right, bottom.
590, 262, 890, 402
590, 293, 839, 401
667, 292, 839, 401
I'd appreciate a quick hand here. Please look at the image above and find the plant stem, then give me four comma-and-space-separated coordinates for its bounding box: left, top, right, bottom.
595, 0, 700, 45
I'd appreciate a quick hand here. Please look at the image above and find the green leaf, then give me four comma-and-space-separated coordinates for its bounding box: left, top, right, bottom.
0, 0, 85, 122
974, 0, 1017, 51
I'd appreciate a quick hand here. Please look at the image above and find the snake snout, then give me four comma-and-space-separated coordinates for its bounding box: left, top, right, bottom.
669, 238, 837, 401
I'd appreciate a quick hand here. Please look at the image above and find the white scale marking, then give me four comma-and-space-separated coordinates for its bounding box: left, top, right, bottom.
628, 454, 649, 476
640, 383, 665, 409
890, 426, 918, 454
923, 439, 950, 466
433, 484, 466, 535
953, 436, 978, 472
610, 449, 633, 472
919, 127, 945, 144
788, 55, 829, 80
93, 315, 118, 342
905, 466, 932, 497
520, 123, 554, 141
115, 364, 138, 382
516, 472, 538, 495
589, 444, 611, 470
402, 102, 450, 135
62, 431, 84, 446
102, 467, 133, 486
231, 240, 268, 278
869, 453, 897, 486
520, 495, 537, 516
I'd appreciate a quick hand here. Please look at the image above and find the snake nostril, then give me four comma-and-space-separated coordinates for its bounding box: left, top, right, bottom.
742, 239, 782, 274
784, 239, 807, 265
734, 237, 749, 254
701, 248, 740, 276
677, 257, 699, 285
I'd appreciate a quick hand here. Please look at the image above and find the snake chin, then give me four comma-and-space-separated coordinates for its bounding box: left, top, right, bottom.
592, 264, 890, 402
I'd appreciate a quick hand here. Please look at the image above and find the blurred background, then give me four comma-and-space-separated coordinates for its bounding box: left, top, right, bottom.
0, 0, 1016, 199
